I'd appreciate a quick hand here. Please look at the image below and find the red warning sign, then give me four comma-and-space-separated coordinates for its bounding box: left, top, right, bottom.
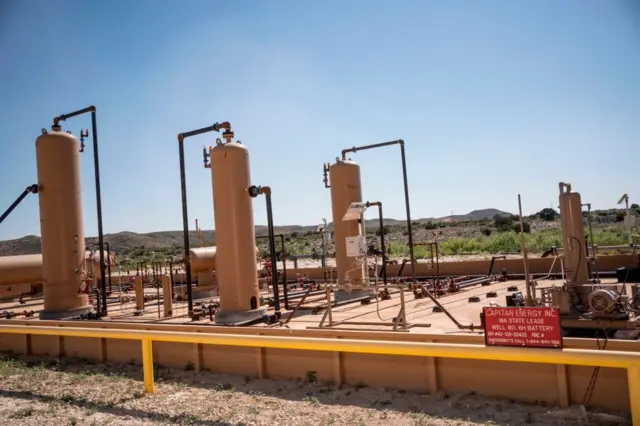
483, 306, 563, 349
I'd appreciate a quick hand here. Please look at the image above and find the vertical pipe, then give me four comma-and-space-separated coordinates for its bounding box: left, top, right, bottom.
178, 140, 194, 315
135, 275, 144, 312
169, 261, 175, 298
91, 111, 107, 315
279, 234, 289, 310
627, 198, 632, 245
378, 203, 387, 286
585, 204, 598, 281
518, 194, 533, 305
141, 339, 155, 393
105, 242, 112, 294
399, 143, 417, 286
368, 202, 387, 287
266, 192, 281, 316
435, 241, 440, 284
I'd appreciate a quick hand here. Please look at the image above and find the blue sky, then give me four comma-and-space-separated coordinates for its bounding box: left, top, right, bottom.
1, 0, 638, 240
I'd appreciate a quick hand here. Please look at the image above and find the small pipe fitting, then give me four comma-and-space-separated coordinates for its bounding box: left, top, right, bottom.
323, 163, 330, 188
79, 129, 88, 152
203, 147, 211, 168
247, 185, 271, 197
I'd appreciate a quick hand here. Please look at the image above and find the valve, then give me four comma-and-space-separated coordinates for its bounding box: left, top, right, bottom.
203, 146, 211, 168
323, 163, 330, 188
222, 128, 234, 143
79, 129, 88, 152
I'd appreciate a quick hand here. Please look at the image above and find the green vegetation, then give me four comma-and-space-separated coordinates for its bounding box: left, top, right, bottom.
95, 206, 639, 264
408, 228, 628, 257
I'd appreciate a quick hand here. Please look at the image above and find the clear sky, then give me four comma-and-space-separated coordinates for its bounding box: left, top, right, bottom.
1, 0, 639, 241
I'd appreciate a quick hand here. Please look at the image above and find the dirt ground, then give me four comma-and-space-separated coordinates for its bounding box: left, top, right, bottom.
0, 354, 630, 426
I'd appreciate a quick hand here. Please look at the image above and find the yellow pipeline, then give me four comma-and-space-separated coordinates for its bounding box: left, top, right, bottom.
0, 324, 638, 425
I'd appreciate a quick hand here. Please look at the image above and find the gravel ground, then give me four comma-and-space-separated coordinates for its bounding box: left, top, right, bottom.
0, 354, 630, 426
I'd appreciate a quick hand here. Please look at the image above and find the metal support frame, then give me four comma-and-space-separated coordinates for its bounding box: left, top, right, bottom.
309, 283, 421, 332
308, 201, 429, 332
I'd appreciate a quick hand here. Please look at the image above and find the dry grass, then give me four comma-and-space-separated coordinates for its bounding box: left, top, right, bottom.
0, 353, 630, 426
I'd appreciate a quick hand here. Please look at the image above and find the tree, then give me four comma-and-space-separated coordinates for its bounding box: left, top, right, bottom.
537, 208, 558, 221
376, 225, 391, 236
513, 222, 531, 233
494, 214, 513, 232
425, 221, 437, 230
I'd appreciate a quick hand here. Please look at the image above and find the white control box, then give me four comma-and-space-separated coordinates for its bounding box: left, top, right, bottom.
346, 235, 367, 257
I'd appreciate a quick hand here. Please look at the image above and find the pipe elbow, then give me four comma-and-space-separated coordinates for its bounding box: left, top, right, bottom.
341, 148, 354, 160
177, 133, 185, 142
215, 122, 231, 131
261, 186, 272, 195
89, 105, 96, 113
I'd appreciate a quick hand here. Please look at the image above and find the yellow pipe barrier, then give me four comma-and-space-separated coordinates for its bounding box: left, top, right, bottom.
0, 324, 638, 425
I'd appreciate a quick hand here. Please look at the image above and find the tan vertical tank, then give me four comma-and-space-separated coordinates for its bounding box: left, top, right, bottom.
135, 275, 144, 312
162, 275, 173, 317
329, 159, 366, 287
558, 183, 589, 300
210, 140, 266, 324
36, 129, 91, 319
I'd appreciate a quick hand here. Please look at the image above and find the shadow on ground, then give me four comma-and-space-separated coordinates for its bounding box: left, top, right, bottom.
0, 352, 630, 426
0, 388, 231, 426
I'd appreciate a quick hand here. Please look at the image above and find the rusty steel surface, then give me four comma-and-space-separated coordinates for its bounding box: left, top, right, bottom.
36, 130, 89, 315
210, 142, 260, 313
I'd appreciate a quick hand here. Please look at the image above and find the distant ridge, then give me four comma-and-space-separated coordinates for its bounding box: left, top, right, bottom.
0, 208, 512, 255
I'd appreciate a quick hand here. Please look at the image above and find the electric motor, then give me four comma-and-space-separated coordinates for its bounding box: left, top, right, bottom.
587, 289, 620, 316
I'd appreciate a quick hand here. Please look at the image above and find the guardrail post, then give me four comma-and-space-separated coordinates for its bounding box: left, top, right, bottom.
141, 339, 155, 394
629, 365, 640, 426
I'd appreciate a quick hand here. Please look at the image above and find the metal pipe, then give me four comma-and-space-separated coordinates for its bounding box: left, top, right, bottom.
518, 194, 533, 305
169, 261, 175, 299
487, 255, 506, 276
105, 242, 112, 294
257, 233, 289, 310
435, 241, 440, 284
53, 106, 107, 315
366, 201, 387, 286
545, 245, 640, 255
456, 276, 491, 289
176, 122, 230, 317
0, 185, 38, 225
340, 140, 416, 286
248, 185, 281, 317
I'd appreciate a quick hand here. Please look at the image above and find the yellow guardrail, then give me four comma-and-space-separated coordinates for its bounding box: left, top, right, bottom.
0, 324, 639, 425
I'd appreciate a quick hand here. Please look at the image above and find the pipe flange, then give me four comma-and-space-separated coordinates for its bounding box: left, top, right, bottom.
247, 185, 261, 198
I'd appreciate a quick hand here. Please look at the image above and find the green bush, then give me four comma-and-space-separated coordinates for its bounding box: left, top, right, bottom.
377, 228, 628, 257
